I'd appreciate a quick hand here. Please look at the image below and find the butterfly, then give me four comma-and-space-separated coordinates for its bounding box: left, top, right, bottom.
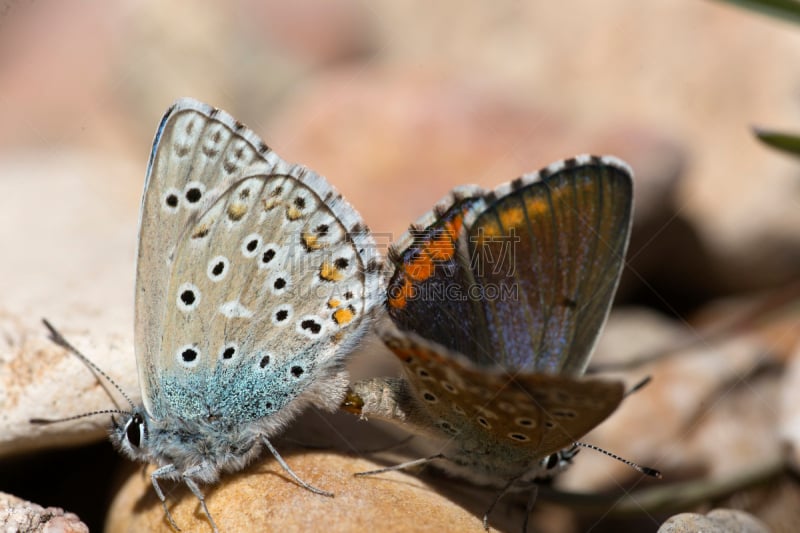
37, 98, 383, 532
344, 155, 658, 530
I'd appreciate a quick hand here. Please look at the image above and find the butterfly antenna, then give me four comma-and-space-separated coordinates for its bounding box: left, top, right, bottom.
574, 442, 662, 478
625, 375, 652, 398
31, 409, 130, 425
41, 318, 136, 409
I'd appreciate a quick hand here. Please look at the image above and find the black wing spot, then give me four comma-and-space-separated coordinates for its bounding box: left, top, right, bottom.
262, 249, 276, 264
301, 319, 322, 334
180, 290, 196, 306
182, 348, 198, 362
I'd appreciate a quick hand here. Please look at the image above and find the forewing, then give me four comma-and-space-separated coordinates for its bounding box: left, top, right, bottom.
464, 155, 633, 374
385, 188, 495, 358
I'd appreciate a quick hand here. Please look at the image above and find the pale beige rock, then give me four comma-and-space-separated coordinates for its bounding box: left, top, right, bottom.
658, 508, 770, 533
0, 492, 88, 533
0, 155, 139, 458
105, 452, 497, 533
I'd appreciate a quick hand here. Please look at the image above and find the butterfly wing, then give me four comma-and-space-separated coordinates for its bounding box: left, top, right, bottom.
386, 187, 494, 359
464, 155, 633, 375
376, 324, 625, 460
136, 99, 382, 421
386, 156, 632, 376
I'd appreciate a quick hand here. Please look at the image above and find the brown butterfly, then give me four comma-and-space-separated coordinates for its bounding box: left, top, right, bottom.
345, 155, 659, 531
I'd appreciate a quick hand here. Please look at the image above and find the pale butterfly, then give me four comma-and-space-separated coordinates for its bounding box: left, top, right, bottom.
36, 97, 383, 532
344, 156, 659, 531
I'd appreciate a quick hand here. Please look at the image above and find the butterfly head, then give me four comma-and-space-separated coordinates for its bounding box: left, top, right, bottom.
110, 408, 153, 463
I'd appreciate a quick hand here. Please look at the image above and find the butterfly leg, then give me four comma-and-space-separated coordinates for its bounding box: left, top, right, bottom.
151, 464, 183, 532
482, 475, 521, 532
354, 453, 446, 477
522, 484, 539, 533
262, 436, 334, 497
181, 467, 219, 533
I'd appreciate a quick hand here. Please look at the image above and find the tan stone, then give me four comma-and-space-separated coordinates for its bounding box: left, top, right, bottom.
106, 452, 492, 533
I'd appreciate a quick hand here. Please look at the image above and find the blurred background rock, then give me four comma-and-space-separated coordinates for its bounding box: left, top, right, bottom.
1, 1, 799, 531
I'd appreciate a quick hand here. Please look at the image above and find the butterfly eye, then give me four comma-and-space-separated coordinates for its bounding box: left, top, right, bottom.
546, 454, 561, 469
126, 413, 145, 449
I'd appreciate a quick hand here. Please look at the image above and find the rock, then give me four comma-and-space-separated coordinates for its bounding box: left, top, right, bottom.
0, 154, 138, 459
105, 451, 491, 533
658, 508, 770, 533
0, 492, 88, 533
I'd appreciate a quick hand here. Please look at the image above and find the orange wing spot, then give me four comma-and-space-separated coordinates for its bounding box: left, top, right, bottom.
445, 213, 464, 236
474, 218, 503, 244
262, 197, 280, 211
388, 279, 413, 309
320, 262, 344, 282
191, 224, 210, 239
301, 232, 321, 250
390, 346, 416, 362
413, 349, 431, 363
333, 307, 355, 326
227, 202, 248, 221
425, 232, 455, 261
525, 195, 549, 218
498, 204, 525, 229
405, 250, 434, 282
327, 298, 341, 308
286, 206, 303, 221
